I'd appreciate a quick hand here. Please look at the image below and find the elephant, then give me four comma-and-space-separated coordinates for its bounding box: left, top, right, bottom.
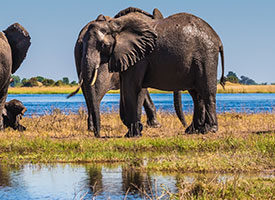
79, 7, 225, 137
69, 8, 187, 137
0, 23, 31, 130
3, 99, 27, 131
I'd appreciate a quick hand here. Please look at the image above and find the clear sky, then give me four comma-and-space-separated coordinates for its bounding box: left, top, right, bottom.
1, 0, 274, 83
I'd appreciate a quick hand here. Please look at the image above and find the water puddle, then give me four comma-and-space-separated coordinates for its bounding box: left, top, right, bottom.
0, 163, 274, 199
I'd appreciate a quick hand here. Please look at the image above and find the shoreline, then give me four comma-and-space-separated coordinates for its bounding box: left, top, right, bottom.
7, 83, 275, 94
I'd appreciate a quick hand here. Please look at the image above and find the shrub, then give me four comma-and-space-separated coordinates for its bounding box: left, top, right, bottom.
54, 80, 64, 86
62, 77, 69, 85
42, 79, 55, 86
10, 75, 21, 87
22, 77, 39, 87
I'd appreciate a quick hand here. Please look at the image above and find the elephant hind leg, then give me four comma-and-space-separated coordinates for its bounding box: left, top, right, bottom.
201, 90, 218, 133
143, 90, 161, 128
185, 89, 205, 134
199, 57, 219, 133
186, 88, 217, 134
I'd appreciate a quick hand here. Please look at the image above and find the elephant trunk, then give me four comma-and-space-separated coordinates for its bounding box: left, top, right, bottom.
81, 45, 101, 137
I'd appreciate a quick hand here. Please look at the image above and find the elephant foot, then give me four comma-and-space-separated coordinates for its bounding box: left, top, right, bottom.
185, 123, 198, 134
125, 122, 143, 138
185, 123, 218, 134
16, 125, 26, 132
146, 119, 161, 128
87, 127, 100, 138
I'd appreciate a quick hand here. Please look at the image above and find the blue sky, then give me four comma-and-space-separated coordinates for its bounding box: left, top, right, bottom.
1, 0, 274, 83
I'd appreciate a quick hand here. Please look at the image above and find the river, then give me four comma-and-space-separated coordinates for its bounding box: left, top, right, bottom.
6, 93, 275, 116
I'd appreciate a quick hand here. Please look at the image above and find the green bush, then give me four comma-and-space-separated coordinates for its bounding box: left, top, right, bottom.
54, 80, 64, 86
22, 77, 39, 87
42, 79, 55, 86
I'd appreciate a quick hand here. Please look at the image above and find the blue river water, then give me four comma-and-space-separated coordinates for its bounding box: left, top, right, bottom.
6, 93, 275, 116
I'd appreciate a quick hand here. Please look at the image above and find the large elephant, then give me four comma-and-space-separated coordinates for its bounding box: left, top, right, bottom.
0, 23, 31, 130
3, 99, 27, 131
80, 7, 225, 137
69, 8, 187, 137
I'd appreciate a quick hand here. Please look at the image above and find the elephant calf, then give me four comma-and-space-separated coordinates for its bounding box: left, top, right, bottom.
3, 99, 27, 131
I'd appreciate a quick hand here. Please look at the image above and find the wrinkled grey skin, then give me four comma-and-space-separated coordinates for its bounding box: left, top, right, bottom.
3, 99, 27, 131
0, 23, 31, 130
80, 7, 225, 137
71, 8, 187, 137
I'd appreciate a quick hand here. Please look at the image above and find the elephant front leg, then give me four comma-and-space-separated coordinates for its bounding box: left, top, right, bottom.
0, 85, 8, 131
120, 89, 145, 138
119, 78, 146, 137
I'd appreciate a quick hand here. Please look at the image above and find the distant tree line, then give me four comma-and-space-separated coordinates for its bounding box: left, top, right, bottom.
10, 75, 78, 87
224, 71, 273, 85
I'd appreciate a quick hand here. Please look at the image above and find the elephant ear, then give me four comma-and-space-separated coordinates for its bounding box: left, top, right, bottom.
153, 8, 164, 19
108, 16, 157, 72
3, 23, 31, 74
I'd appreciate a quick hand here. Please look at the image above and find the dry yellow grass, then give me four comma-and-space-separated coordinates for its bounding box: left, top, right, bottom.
2, 111, 274, 139
217, 82, 275, 93
7, 83, 275, 94
8, 86, 79, 94
1, 111, 274, 173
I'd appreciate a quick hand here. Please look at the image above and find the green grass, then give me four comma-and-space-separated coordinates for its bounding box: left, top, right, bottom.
173, 175, 275, 199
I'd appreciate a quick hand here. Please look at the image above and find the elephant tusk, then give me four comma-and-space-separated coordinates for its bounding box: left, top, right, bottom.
91, 68, 98, 86
21, 107, 27, 115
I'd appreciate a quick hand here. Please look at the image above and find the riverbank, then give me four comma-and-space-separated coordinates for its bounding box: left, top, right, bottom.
7, 82, 275, 94
0, 112, 274, 173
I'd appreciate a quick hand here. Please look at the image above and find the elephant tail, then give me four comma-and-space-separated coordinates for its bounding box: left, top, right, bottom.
219, 45, 226, 89
67, 72, 83, 99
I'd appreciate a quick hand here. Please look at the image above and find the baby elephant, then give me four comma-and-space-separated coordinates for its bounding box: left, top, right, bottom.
2, 99, 27, 131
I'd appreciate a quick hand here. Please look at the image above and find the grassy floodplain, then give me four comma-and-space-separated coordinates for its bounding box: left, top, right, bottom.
0, 111, 274, 171
4, 83, 275, 198
7, 82, 275, 94
0, 112, 274, 198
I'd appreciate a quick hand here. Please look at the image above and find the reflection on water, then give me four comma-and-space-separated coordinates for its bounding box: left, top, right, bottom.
0, 164, 177, 200
6, 93, 275, 116
0, 163, 274, 200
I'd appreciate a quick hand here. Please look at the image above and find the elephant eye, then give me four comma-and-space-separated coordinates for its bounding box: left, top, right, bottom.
99, 28, 107, 34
